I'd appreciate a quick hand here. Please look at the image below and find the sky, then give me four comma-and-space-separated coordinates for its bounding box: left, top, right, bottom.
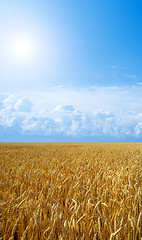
0, 0, 142, 142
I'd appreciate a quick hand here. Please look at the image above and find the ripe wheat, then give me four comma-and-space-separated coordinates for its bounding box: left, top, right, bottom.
0, 142, 141, 239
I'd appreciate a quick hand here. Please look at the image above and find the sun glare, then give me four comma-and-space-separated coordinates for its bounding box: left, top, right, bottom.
11, 37, 33, 61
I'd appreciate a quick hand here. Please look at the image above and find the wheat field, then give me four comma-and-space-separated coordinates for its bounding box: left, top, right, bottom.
0, 142, 142, 240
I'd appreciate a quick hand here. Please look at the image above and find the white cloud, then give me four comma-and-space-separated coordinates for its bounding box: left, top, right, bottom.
105, 65, 119, 69
2, 94, 33, 113
134, 122, 142, 136
22, 116, 39, 131
0, 94, 32, 131
137, 82, 142, 85
0, 115, 16, 128
25, 85, 142, 115
122, 74, 136, 79
0, 86, 142, 141
14, 97, 33, 112
53, 104, 76, 113
2, 94, 18, 110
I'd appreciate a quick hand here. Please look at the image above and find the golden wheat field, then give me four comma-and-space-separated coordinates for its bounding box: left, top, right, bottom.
0, 142, 142, 240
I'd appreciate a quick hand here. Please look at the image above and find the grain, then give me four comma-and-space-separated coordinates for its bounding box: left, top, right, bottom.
0, 142, 141, 239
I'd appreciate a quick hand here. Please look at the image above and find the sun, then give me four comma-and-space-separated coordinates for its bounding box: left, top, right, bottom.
11, 37, 33, 61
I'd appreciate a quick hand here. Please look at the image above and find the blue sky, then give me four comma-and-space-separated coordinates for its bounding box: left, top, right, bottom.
0, 0, 142, 141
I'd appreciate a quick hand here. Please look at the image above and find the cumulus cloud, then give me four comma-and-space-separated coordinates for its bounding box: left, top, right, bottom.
0, 87, 142, 141
0, 94, 33, 135
1, 94, 33, 112
134, 122, 142, 136
14, 97, 33, 112
22, 116, 39, 131
0, 115, 16, 128
53, 104, 75, 112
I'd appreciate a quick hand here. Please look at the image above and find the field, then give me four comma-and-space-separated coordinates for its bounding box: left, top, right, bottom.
0, 142, 142, 240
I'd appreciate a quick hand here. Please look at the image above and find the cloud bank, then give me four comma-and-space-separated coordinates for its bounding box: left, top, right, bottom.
0, 86, 142, 141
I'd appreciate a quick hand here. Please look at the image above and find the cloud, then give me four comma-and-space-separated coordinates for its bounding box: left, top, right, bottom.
105, 65, 119, 69
1, 94, 33, 112
122, 74, 136, 79
134, 122, 142, 136
51, 105, 85, 136
22, 116, 40, 131
137, 82, 142, 85
14, 97, 33, 112
0, 86, 142, 141
0, 115, 16, 128
0, 94, 32, 133
21, 104, 86, 136
53, 104, 76, 112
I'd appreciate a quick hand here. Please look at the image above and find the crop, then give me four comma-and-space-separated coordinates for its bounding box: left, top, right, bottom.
0, 142, 142, 239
